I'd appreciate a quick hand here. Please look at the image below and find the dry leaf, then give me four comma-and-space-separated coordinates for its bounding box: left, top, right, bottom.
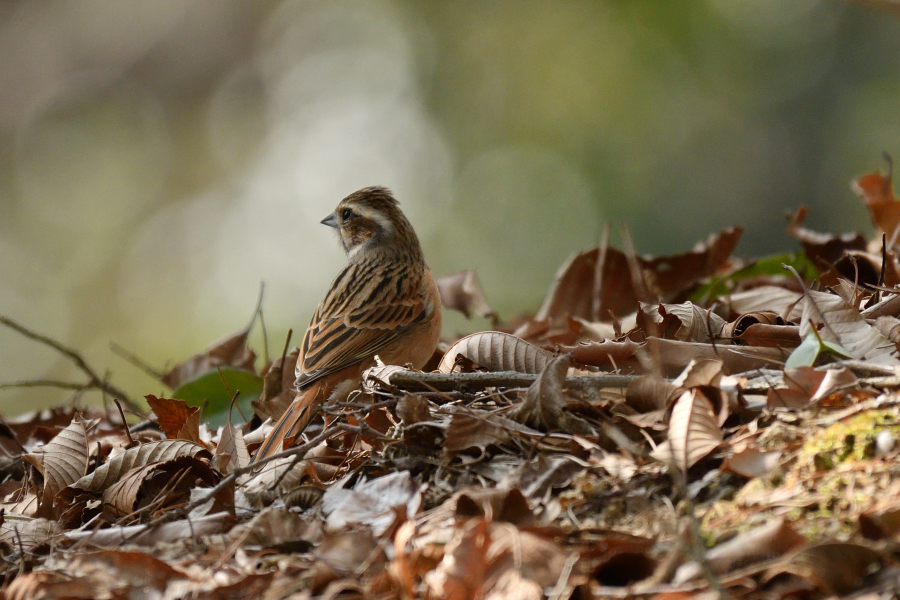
436, 270, 495, 319
323, 471, 422, 534
874, 315, 900, 344
859, 500, 900, 540
61, 550, 185, 598
638, 302, 726, 342
235, 508, 323, 552
782, 542, 883, 596
625, 376, 679, 413
536, 228, 741, 325
674, 518, 805, 583
396, 393, 433, 426
787, 206, 868, 276
64, 511, 231, 547
509, 355, 593, 435
103, 455, 217, 518
555, 337, 642, 369
71, 440, 210, 494
651, 388, 723, 472
438, 331, 553, 374
21, 415, 89, 514
215, 416, 250, 474
253, 347, 300, 421
240, 455, 316, 508
146, 395, 200, 441
424, 519, 492, 600
444, 409, 512, 455
722, 447, 782, 478
0, 516, 54, 553
725, 286, 804, 321
853, 162, 900, 241
644, 337, 788, 374
799, 289, 898, 364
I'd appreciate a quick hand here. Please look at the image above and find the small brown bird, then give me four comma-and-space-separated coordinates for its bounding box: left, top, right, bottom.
253, 187, 442, 463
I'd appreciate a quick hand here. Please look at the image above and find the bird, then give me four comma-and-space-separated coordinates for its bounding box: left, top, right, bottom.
253, 186, 442, 463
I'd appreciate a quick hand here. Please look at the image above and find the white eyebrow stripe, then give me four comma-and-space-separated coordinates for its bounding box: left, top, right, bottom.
367, 211, 394, 235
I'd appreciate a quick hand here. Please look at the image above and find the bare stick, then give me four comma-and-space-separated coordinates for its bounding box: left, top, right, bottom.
113, 399, 138, 448
0, 315, 141, 412
109, 342, 164, 380
243, 281, 266, 334
0, 380, 86, 391
387, 370, 639, 393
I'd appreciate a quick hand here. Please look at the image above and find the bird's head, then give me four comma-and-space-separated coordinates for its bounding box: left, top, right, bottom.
321, 187, 423, 261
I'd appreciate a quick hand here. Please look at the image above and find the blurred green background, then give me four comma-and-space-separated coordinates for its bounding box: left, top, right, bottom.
2, 0, 899, 415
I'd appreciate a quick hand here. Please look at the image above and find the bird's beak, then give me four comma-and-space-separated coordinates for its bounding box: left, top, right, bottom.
321, 213, 338, 228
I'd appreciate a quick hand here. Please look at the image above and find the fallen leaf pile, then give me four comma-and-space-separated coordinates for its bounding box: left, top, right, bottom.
3, 163, 900, 598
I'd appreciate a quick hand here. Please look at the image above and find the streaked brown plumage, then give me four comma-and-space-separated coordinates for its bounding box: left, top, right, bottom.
253, 187, 441, 463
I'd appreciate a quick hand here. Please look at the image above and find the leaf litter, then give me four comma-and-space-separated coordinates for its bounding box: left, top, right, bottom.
4, 163, 900, 598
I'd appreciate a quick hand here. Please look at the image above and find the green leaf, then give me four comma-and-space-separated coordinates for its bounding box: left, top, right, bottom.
690, 252, 818, 304
785, 328, 854, 369
785, 333, 821, 369
171, 367, 263, 428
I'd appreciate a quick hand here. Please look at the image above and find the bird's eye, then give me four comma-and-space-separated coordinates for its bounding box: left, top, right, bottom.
341, 208, 354, 220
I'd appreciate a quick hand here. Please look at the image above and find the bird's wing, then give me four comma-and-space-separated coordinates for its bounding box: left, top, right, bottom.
295, 261, 429, 389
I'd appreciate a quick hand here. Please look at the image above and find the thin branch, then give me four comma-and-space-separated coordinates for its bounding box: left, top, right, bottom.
0, 380, 86, 391
387, 370, 639, 393
243, 281, 266, 335
109, 342, 164, 380
113, 399, 138, 448
0, 315, 141, 412
259, 309, 270, 367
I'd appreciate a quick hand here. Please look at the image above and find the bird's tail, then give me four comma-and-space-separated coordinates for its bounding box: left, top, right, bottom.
252, 383, 325, 464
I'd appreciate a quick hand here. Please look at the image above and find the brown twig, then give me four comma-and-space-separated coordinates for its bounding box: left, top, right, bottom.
113, 399, 138, 448
387, 370, 639, 393
109, 342, 164, 380
0, 315, 141, 413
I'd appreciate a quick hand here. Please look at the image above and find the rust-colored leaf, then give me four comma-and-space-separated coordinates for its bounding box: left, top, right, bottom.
424, 519, 492, 599
853, 161, 900, 241
438, 331, 553, 374
145, 395, 200, 441
651, 388, 723, 472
